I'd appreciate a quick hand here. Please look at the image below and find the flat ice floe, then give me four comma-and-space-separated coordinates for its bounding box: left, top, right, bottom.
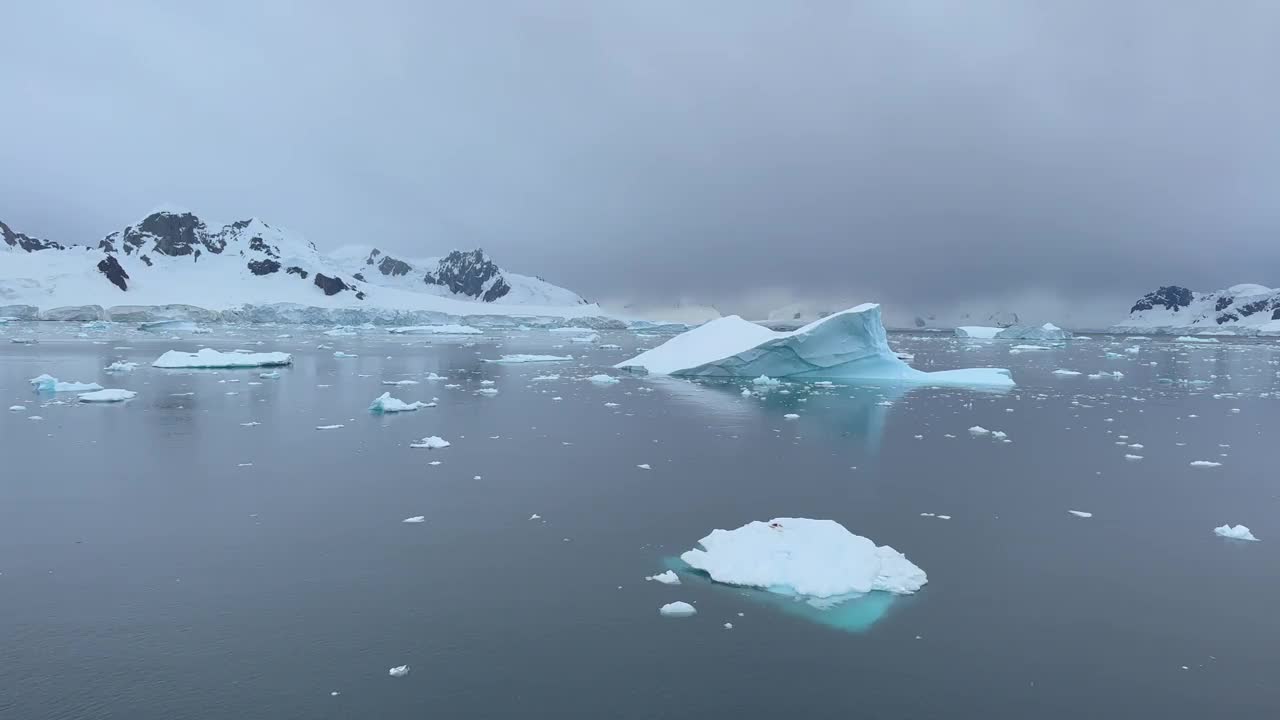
105, 361, 139, 373
586, 374, 620, 384
1213, 524, 1259, 541
153, 348, 292, 369
646, 570, 681, 585
679, 518, 927, 599
1068, 510, 1093, 518
78, 389, 137, 402
659, 601, 697, 617
410, 436, 451, 449
30, 374, 104, 393
1052, 369, 1083, 376
369, 392, 430, 413
388, 665, 410, 677
488, 354, 574, 363
387, 324, 482, 335
617, 304, 1013, 388
1189, 460, 1222, 468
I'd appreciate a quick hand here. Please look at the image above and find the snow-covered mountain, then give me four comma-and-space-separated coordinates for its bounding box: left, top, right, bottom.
1116, 284, 1280, 333
1, 209, 600, 322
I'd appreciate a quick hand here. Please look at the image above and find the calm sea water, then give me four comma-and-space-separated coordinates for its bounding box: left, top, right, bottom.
1, 324, 1277, 718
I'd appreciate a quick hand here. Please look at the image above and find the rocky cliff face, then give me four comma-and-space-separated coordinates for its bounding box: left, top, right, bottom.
423, 250, 511, 302
1, 220, 63, 252
1119, 284, 1280, 330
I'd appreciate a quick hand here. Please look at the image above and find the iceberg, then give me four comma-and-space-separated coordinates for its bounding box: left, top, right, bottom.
679, 518, 927, 599
410, 436, 451, 449
153, 348, 293, 369
387, 324, 482, 335
1175, 336, 1219, 344
994, 323, 1072, 341
646, 570, 681, 585
487, 354, 574, 363
586, 374, 620, 384
78, 388, 137, 402
105, 361, 139, 373
954, 326, 1002, 339
369, 392, 429, 413
617, 304, 1014, 388
30, 374, 104, 393
1213, 524, 1259, 541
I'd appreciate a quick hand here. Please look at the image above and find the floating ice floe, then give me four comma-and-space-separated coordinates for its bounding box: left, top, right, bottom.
333, 351, 358, 358
402, 516, 426, 524
1010, 344, 1051, 352
78, 389, 136, 402
1189, 460, 1222, 468
316, 424, 345, 430
1052, 369, 1082, 376
9, 405, 27, 411
783, 413, 800, 419
968, 426, 990, 436
659, 601, 697, 618
30, 374, 104, 393
388, 324, 482, 335
995, 323, 1072, 341
388, 665, 410, 677
105, 361, 139, 373
259, 370, 281, 379
382, 379, 419, 385
489, 354, 573, 363
752, 375, 781, 386
410, 436, 451, 449
369, 392, 430, 413
647, 570, 681, 585
587, 374, 620, 385
476, 388, 499, 396
153, 348, 292, 369
618, 304, 1013, 388
1213, 524, 1259, 541
679, 518, 927, 599
1068, 510, 1093, 518
532, 374, 561, 381
1088, 371, 1125, 380
954, 326, 1002, 339
1175, 336, 1219, 344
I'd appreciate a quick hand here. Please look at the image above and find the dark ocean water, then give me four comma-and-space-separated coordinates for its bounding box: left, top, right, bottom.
1, 324, 1277, 718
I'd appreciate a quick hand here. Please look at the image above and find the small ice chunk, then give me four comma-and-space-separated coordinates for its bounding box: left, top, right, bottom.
30, 374, 104, 393
1213, 524, 1259, 541
529, 513, 541, 520
659, 601, 697, 617
1052, 369, 1082, 376
1124, 454, 1143, 461
333, 351, 358, 358
1068, 510, 1093, 518
783, 413, 800, 419
752, 375, 781, 386
646, 570, 681, 585
410, 436, 451, 449
105, 361, 138, 372
78, 389, 136, 402
316, 424, 345, 430
388, 665, 410, 677
1190, 460, 1222, 468
382, 379, 420, 386
968, 426, 990, 436
587, 374, 620, 385
637, 463, 651, 470
402, 516, 425, 524
9, 405, 26, 411
476, 388, 499, 396
489, 354, 574, 363
259, 371, 281, 379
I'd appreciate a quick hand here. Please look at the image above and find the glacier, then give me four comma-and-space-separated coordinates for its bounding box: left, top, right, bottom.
616, 304, 1014, 388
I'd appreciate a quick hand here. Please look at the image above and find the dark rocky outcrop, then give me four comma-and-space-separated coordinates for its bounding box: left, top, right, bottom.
248, 259, 281, 275
1, 219, 64, 252
1130, 286, 1193, 313
248, 236, 279, 258
1215, 296, 1233, 312
366, 248, 413, 277
1238, 299, 1270, 317
423, 249, 510, 302
353, 272, 366, 282
314, 273, 351, 296
1216, 312, 1238, 325
140, 255, 153, 267
104, 211, 226, 258
286, 265, 309, 279
96, 256, 130, 291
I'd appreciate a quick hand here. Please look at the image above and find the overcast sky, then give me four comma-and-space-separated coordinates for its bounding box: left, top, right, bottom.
4, 1, 1279, 320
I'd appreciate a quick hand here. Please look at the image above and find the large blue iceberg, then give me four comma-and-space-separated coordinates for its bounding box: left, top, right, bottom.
617, 303, 1014, 388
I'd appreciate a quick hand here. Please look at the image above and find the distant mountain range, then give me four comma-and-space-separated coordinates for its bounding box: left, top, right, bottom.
1, 208, 598, 322
1116, 284, 1280, 333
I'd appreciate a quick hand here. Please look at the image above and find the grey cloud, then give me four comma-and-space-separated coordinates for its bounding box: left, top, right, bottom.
3, 1, 1278, 321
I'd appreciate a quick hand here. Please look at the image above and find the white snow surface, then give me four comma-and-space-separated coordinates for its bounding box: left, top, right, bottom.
679, 518, 927, 599
153, 348, 292, 368
618, 304, 1013, 388
1213, 524, 1259, 541
1117, 284, 1280, 332
369, 392, 428, 413
78, 389, 137, 402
